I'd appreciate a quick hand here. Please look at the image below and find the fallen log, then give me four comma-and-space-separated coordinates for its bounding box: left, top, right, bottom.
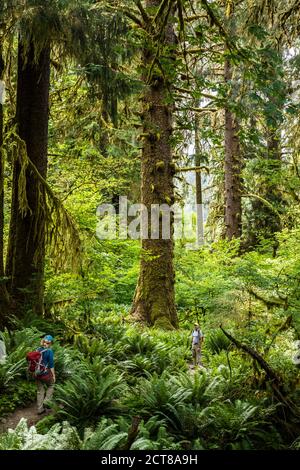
220, 326, 300, 418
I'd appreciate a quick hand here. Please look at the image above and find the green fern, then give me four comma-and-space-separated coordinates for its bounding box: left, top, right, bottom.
0, 359, 26, 392
54, 361, 126, 430
172, 371, 222, 407
82, 418, 128, 450
195, 398, 280, 449
206, 329, 231, 355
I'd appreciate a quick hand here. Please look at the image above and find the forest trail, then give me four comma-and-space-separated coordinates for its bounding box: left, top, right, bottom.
0, 403, 53, 434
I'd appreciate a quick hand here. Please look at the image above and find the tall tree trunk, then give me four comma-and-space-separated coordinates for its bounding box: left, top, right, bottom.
8, 40, 50, 316
223, 0, 242, 240
0, 52, 10, 326
131, 0, 178, 328
224, 57, 242, 239
195, 114, 204, 246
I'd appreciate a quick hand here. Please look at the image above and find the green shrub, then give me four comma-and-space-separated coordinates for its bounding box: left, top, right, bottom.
0, 418, 81, 450
206, 329, 231, 355
131, 417, 184, 450
51, 343, 79, 382
54, 360, 126, 430
125, 371, 194, 434
1, 327, 43, 356
82, 417, 128, 450
0, 381, 36, 417
172, 371, 222, 407
195, 398, 281, 449
0, 359, 26, 393
35, 414, 60, 434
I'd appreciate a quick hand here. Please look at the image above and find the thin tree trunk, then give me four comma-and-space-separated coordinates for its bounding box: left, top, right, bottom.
131, 0, 178, 328
195, 114, 204, 246
224, 57, 242, 239
5, 150, 18, 285
0, 53, 10, 326
8, 40, 50, 316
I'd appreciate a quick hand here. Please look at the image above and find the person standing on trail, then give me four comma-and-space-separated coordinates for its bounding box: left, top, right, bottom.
191, 323, 204, 367
36, 335, 56, 415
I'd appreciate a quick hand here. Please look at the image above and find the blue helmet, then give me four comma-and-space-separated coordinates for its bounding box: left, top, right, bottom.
43, 335, 54, 343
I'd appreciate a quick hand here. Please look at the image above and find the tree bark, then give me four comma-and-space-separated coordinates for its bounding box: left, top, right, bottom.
8, 40, 50, 316
224, 57, 242, 240
131, 0, 178, 328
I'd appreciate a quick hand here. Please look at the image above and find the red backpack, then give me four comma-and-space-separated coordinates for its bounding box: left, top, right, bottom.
26, 349, 48, 377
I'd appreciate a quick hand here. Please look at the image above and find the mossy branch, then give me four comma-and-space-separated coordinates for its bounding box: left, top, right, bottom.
176, 165, 209, 173
134, 0, 151, 24
152, 0, 170, 25
247, 287, 286, 308
242, 193, 281, 218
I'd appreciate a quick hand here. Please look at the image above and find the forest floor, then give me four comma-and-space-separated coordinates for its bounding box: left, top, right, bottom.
0, 365, 204, 434
0, 403, 53, 433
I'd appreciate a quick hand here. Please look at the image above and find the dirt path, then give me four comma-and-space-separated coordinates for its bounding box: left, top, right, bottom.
0, 403, 52, 434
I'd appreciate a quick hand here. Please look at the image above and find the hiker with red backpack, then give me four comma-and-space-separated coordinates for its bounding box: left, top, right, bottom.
27, 335, 56, 415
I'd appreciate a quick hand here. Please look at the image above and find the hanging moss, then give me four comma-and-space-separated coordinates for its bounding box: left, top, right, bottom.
4, 127, 82, 273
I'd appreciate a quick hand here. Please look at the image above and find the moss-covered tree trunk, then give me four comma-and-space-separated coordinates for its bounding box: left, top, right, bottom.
0, 52, 10, 326
224, 57, 242, 240
223, 1, 242, 240
8, 40, 50, 316
131, 0, 178, 328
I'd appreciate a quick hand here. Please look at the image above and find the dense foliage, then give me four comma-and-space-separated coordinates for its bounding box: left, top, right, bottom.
0, 0, 299, 451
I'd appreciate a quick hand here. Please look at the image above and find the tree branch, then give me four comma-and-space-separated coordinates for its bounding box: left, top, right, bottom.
152, 0, 170, 25
220, 326, 280, 383
242, 193, 281, 218
220, 326, 300, 417
176, 165, 209, 173
247, 287, 286, 309
176, 106, 218, 113
134, 0, 150, 24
